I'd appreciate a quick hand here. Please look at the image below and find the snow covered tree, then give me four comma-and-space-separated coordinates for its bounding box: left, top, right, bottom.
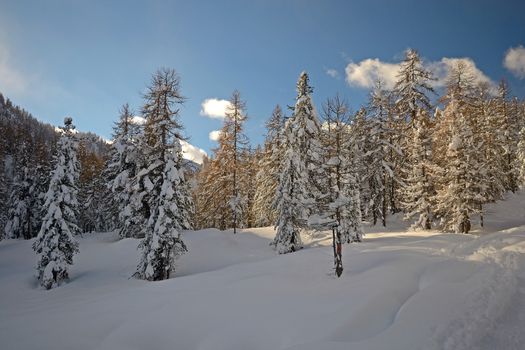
435, 63, 497, 227
320, 95, 363, 243
494, 80, 520, 193
393, 48, 435, 128
252, 105, 285, 227
4, 168, 38, 239
364, 80, 399, 226
134, 68, 193, 281
517, 126, 525, 185
392, 49, 435, 213
33, 117, 80, 289
350, 107, 374, 221
272, 71, 323, 253
107, 103, 142, 238
78, 140, 107, 232
434, 99, 481, 233
136, 141, 189, 280
400, 112, 435, 230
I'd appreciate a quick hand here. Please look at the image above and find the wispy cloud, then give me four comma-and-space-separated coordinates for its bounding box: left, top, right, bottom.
0, 39, 28, 95
0, 36, 68, 102
504, 45, 525, 79
325, 68, 339, 79
345, 56, 495, 90
200, 98, 231, 119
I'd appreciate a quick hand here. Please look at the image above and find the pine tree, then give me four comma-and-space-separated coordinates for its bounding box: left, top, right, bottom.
4, 168, 34, 239
33, 117, 80, 289
392, 49, 435, 215
108, 103, 142, 238
134, 68, 193, 281
252, 105, 285, 227
365, 80, 398, 226
272, 71, 322, 253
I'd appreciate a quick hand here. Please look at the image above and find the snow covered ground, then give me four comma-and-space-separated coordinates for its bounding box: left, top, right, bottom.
2, 192, 525, 350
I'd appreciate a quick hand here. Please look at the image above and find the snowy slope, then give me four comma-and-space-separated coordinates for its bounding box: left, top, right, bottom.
2, 194, 525, 350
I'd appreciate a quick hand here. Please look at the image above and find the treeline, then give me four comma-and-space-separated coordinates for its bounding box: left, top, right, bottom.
194, 49, 525, 242
0, 94, 110, 239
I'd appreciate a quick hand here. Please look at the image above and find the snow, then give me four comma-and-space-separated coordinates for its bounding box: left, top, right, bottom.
2, 193, 525, 349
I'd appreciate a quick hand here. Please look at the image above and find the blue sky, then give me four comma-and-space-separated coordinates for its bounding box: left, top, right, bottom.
1, 0, 524, 157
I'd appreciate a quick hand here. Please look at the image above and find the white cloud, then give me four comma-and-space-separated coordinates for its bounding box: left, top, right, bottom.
180, 140, 207, 165
345, 58, 401, 90
127, 115, 207, 164
504, 45, 525, 79
200, 98, 231, 119
325, 68, 339, 79
131, 116, 146, 125
430, 57, 494, 88
209, 130, 222, 141
345, 56, 494, 90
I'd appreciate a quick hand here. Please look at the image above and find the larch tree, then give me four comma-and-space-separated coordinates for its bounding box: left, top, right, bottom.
33, 117, 80, 289
517, 125, 525, 185
320, 95, 363, 243
400, 111, 435, 230
494, 80, 520, 193
224, 91, 249, 234
197, 91, 249, 232
434, 98, 481, 233
134, 68, 193, 281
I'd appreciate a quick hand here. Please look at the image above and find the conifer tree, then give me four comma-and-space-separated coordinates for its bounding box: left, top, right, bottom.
224, 91, 249, 233
351, 107, 373, 220
365, 80, 398, 226
33, 117, 80, 289
400, 112, 435, 230
4, 168, 35, 239
195, 91, 249, 232
495, 80, 519, 193
434, 99, 481, 233
252, 105, 285, 227
320, 95, 363, 243
392, 49, 435, 214
108, 103, 142, 238
272, 71, 322, 253
134, 68, 193, 281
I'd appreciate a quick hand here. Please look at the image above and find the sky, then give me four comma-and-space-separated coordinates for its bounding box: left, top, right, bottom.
1, 0, 524, 159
